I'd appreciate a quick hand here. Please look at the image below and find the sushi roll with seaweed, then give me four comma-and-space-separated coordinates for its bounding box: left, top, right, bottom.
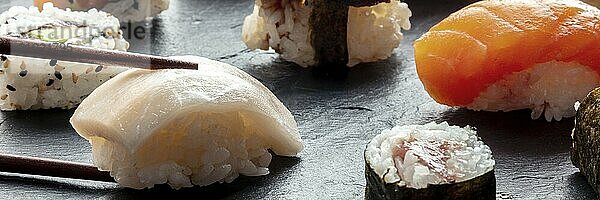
414, 0, 600, 121
365, 122, 495, 199
242, 0, 412, 67
70, 56, 303, 189
572, 87, 600, 193
34, 0, 170, 22
0, 3, 130, 110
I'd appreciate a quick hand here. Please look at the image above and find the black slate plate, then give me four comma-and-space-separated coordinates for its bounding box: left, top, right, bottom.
0, 0, 597, 199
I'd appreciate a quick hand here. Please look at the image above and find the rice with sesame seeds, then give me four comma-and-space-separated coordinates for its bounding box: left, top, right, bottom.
0, 3, 130, 110
35, 0, 170, 22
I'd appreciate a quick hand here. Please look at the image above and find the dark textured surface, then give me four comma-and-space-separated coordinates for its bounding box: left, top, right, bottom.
572, 88, 600, 194
0, 0, 597, 199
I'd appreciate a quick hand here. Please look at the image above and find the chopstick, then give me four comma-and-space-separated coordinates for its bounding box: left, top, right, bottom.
0, 153, 114, 182
0, 36, 198, 70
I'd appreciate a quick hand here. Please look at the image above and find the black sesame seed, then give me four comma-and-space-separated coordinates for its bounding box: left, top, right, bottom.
6, 85, 15, 91
18, 70, 27, 77
57, 88, 61, 91
46, 79, 54, 86
49, 59, 57, 66
0, 55, 7, 61
54, 71, 62, 80
95, 65, 103, 73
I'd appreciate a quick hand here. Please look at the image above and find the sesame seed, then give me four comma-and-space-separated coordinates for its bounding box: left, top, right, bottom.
0, 55, 7, 61
72, 73, 78, 84
6, 85, 15, 91
18, 70, 27, 77
95, 65, 103, 73
54, 71, 63, 80
49, 59, 58, 66
46, 79, 54, 86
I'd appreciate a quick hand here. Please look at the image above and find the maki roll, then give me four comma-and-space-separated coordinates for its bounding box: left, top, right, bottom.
34, 0, 170, 22
0, 3, 130, 110
70, 56, 303, 189
242, 0, 412, 67
365, 122, 495, 199
572, 87, 600, 193
414, 0, 600, 121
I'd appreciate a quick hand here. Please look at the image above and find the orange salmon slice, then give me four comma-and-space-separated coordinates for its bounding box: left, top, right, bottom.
414, 0, 600, 106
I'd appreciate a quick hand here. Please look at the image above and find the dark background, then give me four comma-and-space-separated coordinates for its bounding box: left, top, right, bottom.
0, 0, 597, 199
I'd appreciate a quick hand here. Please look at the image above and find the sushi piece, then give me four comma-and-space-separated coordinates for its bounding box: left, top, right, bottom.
414, 0, 600, 121
572, 87, 600, 194
34, 0, 170, 22
242, 0, 412, 67
0, 3, 130, 110
70, 56, 303, 189
365, 122, 495, 199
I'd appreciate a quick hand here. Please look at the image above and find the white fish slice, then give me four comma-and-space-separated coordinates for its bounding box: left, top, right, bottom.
70, 56, 303, 189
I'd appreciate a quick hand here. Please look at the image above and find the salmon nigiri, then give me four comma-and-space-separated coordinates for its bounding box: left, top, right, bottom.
414, 0, 600, 121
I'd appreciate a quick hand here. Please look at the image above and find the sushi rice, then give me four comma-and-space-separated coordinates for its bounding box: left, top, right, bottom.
71, 56, 303, 189
0, 3, 129, 110
242, 0, 411, 67
35, 0, 170, 22
365, 122, 495, 189
468, 61, 600, 121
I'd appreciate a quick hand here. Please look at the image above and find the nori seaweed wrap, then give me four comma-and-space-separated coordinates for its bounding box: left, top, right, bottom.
365, 122, 496, 199
572, 87, 600, 193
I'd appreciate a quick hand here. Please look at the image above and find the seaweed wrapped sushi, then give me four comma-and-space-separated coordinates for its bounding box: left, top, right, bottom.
572, 87, 600, 193
242, 0, 412, 68
365, 122, 495, 199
